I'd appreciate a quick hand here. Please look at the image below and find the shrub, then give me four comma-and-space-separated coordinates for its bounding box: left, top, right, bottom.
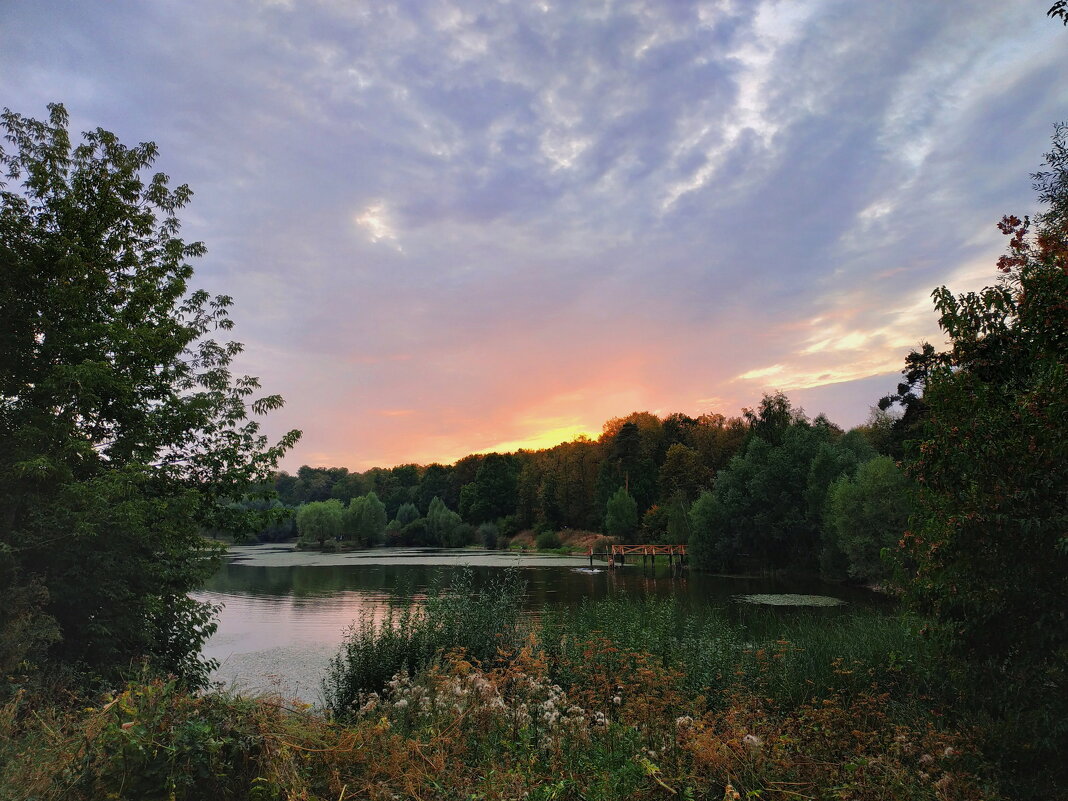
323, 569, 526, 716
478, 522, 499, 549
534, 530, 561, 550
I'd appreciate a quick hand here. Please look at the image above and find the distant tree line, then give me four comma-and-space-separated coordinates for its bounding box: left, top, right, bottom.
241, 399, 914, 583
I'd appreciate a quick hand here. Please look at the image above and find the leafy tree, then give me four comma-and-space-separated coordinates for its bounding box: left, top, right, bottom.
691, 400, 830, 571
0, 104, 299, 686
478, 522, 499, 549
825, 456, 914, 583
395, 502, 420, 527
893, 127, 1068, 775
640, 504, 669, 544
330, 471, 367, 504
417, 464, 454, 513
743, 392, 797, 447
604, 486, 638, 540
458, 453, 518, 524
802, 430, 878, 576
688, 492, 720, 567
342, 496, 367, 543
690, 412, 748, 474
664, 494, 692, 545
358, 491, 387, 545
657, 443, 707, 503
851, 407, 900, 457
401, 517, 429, 546
426, 496, 463, 546
297, 500, 343, 547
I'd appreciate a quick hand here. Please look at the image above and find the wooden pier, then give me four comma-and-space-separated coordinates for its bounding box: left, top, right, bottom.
586, 543, 688, 571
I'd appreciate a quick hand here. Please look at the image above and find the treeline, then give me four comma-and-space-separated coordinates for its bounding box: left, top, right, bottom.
242, 396, 913, 582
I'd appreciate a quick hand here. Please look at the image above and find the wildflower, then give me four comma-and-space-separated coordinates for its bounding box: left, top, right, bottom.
611, 695, 622, 705
393, 699, 408, 710
592, 711, 607, 726
942, 746, 957, 758
723, 784, 741, 800
675, 715, 694, 729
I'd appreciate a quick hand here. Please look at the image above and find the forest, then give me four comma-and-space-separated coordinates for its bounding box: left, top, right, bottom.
254, 397, 911, 585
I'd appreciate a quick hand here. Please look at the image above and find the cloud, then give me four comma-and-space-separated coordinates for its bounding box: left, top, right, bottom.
2, 0, 1066, 466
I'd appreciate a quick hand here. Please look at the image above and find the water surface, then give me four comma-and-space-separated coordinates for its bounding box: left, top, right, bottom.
195, 544, 881, 701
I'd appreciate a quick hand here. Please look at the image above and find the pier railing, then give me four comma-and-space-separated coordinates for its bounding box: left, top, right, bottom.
585, 543, 688, 569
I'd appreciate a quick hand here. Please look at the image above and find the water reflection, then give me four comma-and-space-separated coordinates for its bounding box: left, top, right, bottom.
194, 545, 884, 701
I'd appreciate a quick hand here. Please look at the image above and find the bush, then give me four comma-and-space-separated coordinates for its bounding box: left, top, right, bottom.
497, 515, 521, 538
534, 530, 560, 550
478, 522, 499, 549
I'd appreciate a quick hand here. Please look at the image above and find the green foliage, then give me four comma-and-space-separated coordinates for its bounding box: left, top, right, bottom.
459, 453, 519, 524
891, 128, 1068, 786
323, 569, 525, 715
342, 495, 366, 542
691, 399, 832, 571
343, 491, 386, 546
400, 517, 428, 545
0, 549, 59, 676
825, 456, 914, 582
640, 503, 669, 544
0, 105, 299, 686
296, 500, 343, 547
395, 502, 420, 527
603, 486, 638, 540
534, 530, 561, 550
426, 496, 464, 546
664, 494, 691, 544
478, 522, 499, 549
657, 443, 707, 503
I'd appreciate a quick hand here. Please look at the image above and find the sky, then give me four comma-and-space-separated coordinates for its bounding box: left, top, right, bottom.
3, 1, 1067, 471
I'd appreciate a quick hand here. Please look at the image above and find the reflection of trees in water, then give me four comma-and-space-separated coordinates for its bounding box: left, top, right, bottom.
200, 558, 888, 617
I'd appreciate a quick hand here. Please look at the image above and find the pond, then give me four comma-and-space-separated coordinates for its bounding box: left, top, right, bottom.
194, 544, 885, 701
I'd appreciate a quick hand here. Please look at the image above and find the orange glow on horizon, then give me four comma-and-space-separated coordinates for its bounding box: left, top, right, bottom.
475, 423, 599, 455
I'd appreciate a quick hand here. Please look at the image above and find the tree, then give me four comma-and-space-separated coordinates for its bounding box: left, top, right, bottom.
657, 443, 707, 503
342, 496, 367, 543
0, 104, 299, 685
426, 496, 463, 546
458, 453, 518, 524
690, 399, 831, 571
892, 126, 1068, 780
604, 486, 638, 540
297, 500, 343, 547
664, 493, 691, 544
824, 456, 914, 583
358, 490, 387, 545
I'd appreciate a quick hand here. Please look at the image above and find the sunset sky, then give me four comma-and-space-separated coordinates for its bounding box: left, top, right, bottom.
4, 2, 1067, 471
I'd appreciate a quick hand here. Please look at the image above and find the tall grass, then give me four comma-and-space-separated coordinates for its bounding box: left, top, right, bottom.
5, 587, 1004, 801
539, 596, 939, 711
323, 568, 526, 716
325, 576, 938, 723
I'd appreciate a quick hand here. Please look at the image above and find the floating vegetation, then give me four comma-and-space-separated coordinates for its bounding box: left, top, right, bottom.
734, 593, 845, 607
